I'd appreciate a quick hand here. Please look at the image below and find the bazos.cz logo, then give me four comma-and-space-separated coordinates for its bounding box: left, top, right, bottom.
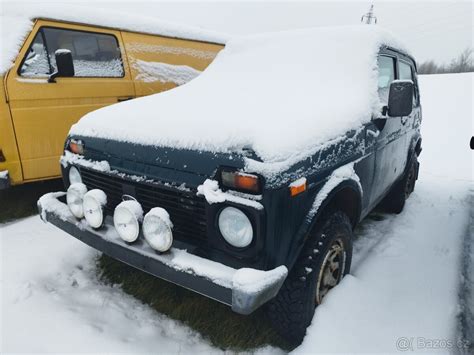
396, 337, 471, 352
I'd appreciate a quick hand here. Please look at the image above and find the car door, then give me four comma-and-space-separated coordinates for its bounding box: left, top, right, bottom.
369, 52, 408, 206
6, 20, 135, 182
398, 58, 421, 154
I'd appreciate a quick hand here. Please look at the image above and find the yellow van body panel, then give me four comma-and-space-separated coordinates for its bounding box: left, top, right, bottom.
122, 31, 222, 96
0, 76, 23, 184
6, 20, 134, 183
3, 19, 223, 187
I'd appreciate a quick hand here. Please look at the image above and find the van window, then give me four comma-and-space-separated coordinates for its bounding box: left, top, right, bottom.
20, 32, 50, 77
377, 56, 396, 104
399, 61, 419, 106
42, 27, 124, 78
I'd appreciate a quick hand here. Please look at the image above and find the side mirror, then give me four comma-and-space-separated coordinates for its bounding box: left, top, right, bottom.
48, 49, 74, 83
388, 80, 413, 117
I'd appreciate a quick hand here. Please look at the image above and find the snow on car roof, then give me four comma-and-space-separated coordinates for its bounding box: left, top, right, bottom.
70, 26, 409, 172
0, 4, 229, 75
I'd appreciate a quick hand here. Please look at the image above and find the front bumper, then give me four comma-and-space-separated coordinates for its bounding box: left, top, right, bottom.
0, 170, 10, 190
37, 192, 287, 315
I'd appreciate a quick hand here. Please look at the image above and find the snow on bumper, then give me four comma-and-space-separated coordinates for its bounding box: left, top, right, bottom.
37, 192, 287, 315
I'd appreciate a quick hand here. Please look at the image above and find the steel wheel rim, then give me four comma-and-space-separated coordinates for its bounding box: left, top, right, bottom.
316, 238, 346, 305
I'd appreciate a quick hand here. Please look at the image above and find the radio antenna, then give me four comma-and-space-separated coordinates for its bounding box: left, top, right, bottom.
361, 4, 377, 24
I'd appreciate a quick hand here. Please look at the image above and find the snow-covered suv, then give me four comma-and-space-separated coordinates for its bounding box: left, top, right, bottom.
39, 26, 422, 343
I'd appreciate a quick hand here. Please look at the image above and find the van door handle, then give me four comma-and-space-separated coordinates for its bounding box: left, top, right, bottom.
117, 97, 133, 102
401, 116, 408, 125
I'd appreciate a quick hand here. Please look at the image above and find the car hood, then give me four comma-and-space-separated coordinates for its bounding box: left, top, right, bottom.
73, 136, 255, 188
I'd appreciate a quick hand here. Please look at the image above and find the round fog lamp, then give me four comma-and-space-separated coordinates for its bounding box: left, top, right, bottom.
143, 208, 173, 252
218, 207, 253, 248
83, 189, 107, 228
69, 166, 82, 185
114, 200, 143, 242
66, 183, 87, 218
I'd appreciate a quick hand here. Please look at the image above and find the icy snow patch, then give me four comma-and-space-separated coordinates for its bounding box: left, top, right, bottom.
0, 170, 8, 179
197, 179, 263, 210
289, 177, 307, 188
232, 266, 288, 295
38, 192, 71, 222
133, 59, 202, 85
145, 207, 173, 229
60, 151, 110, 172
85, 189, 107, 207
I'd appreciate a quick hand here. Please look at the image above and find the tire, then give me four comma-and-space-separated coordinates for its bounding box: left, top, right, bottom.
266, 211, 353, 345
382, 155, 419, 214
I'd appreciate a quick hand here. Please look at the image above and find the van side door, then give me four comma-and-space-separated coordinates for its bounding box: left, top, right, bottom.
5, 20, 135, 182
369, 52, 408, 207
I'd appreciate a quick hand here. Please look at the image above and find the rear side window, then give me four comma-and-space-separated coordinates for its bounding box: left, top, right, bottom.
399, 61, 413, 81
377, 56, 396, 104
20, 32, 50, 77
399, 61, 419, 106
20, 27, 124, 78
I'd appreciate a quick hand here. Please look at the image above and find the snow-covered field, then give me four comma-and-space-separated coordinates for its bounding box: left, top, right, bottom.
0, 73, 472, 353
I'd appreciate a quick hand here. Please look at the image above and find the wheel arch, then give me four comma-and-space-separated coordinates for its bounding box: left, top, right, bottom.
285, 177, 362, 272
310, 178, 362, 229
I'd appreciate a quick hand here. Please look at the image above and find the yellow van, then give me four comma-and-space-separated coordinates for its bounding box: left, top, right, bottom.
0, 14, 225, 189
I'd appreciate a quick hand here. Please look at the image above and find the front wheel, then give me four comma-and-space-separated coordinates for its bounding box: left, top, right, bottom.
266, 211, 353, 345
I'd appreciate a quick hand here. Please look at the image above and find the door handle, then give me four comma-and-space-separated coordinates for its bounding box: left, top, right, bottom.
401, 116, 408, 125
117, 97, 133, 102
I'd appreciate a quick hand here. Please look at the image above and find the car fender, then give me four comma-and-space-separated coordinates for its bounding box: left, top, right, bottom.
285, 171, 362, 271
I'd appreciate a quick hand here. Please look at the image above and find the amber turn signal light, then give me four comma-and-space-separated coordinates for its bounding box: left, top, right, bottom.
289, 178, 307, 197
221, 171, 260, 193
69, 139, 84, 155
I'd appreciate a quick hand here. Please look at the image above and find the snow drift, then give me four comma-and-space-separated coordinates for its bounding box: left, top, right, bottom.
70, 26, 408, 166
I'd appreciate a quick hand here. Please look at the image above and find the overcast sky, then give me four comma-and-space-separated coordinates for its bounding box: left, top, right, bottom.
92, 0, 473, 63
4, 0, 473, 63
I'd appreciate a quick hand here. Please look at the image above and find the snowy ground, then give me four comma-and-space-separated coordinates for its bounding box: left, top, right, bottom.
0, 73, 472, 353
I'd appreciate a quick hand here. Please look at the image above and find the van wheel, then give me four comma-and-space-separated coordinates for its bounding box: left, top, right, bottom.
382, 155, 419, 214
266, 211, 353, 345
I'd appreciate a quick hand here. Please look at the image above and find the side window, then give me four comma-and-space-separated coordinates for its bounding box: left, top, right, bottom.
20, 32, 51, 77
377, 56, 396, 104
399, 61, 412, 81
42, 27, 124, 78
399, 61, 419, 107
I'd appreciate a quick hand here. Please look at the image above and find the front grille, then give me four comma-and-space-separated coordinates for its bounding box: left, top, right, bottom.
80, 169, 207, 242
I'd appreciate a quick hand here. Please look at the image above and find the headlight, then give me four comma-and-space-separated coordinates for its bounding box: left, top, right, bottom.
83, 189, 107, 228
143, 208, 173, 252
66, 183, 87, 218
114, 200, 143, 242
68, 166, 82, 185
218, 206, 253, 248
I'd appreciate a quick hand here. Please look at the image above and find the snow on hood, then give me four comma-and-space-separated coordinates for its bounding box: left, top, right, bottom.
70, 26, 409, 169
0, 3, 228, 75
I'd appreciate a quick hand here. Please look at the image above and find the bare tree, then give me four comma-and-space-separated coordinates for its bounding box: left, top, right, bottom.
418, 47, 473, 75
418, 60, 439, 75
449, 48, 473, 73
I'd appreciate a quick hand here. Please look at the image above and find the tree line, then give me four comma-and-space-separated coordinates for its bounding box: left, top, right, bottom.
417, 47, 473, 75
